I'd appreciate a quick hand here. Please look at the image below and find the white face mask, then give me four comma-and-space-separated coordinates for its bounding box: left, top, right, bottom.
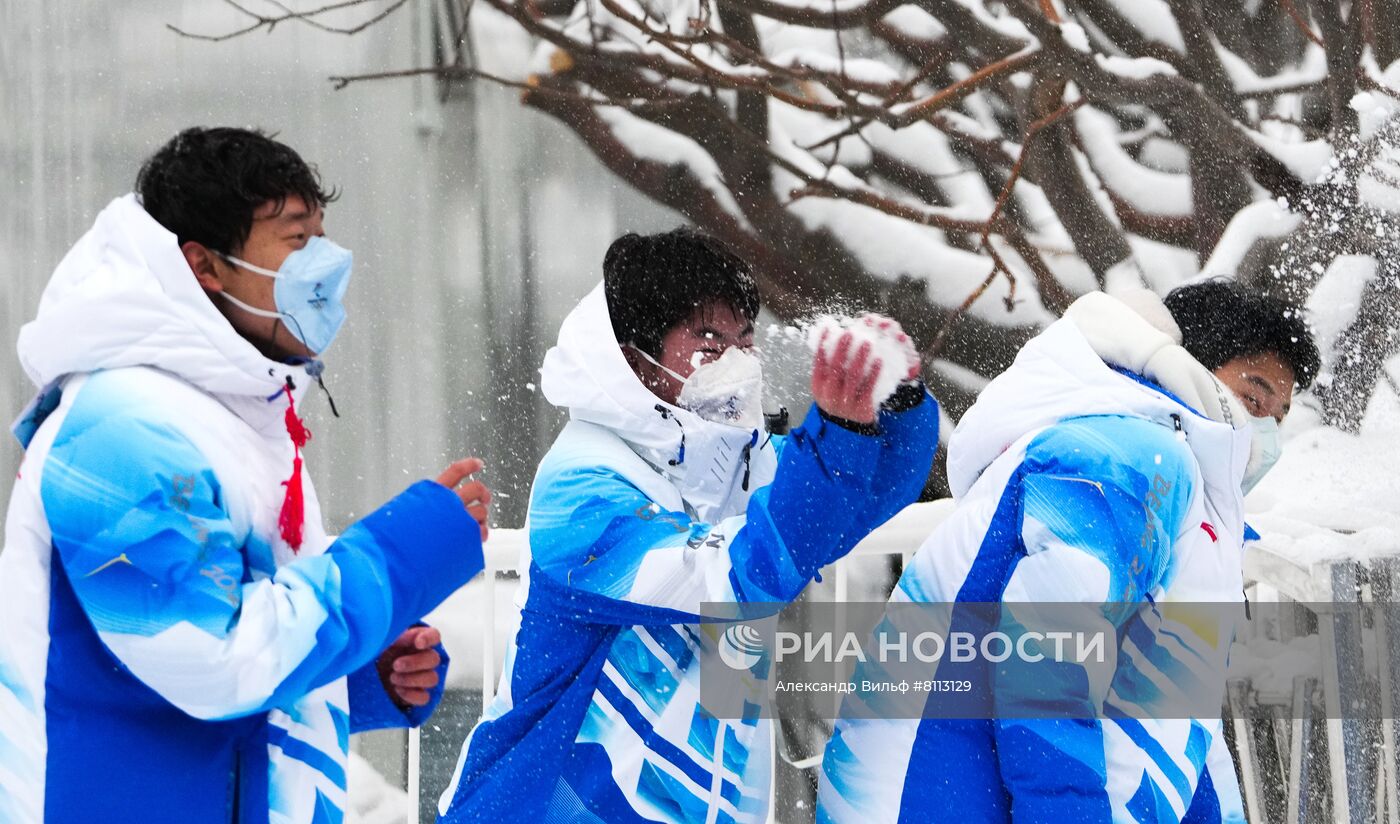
1242, 414, 1283, 494
631, 345, 765, 431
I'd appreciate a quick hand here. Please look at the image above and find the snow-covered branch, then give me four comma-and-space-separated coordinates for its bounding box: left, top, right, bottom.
185, 0, 1400, 435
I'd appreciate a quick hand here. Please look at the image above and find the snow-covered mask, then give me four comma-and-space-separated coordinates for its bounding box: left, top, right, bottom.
1242, 414, 1283, 494
632, 345, 765, 431
218, 236, 353, 354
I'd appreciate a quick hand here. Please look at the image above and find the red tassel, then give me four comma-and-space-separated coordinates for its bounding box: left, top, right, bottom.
279, 453, 306, 550
277, 383, 312, 552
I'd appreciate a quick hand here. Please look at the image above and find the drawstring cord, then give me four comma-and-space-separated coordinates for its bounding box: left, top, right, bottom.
655, 405, 687, 466
289, 358, 341, 418
278, 376, 311, 551
741, 430, 757, 492
316, 375, 340, 418
655, 406, 759, 489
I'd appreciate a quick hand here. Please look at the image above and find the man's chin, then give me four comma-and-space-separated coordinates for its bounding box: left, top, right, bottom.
244, 334, 317, 366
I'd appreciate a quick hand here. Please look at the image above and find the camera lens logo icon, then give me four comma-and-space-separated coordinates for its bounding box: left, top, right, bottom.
720, 624, 766, 670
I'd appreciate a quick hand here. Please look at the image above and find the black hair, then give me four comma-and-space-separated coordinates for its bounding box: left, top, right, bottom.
1165, 278, 1321, 389
136, 127, 337, 254
603, 227, 759, 356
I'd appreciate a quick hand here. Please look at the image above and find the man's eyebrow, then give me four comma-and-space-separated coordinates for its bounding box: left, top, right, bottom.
1246, 374, 1277, 397
255, 206, 314, 225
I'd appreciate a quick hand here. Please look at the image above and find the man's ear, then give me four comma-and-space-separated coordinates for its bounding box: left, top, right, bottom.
181, 241, 226, 293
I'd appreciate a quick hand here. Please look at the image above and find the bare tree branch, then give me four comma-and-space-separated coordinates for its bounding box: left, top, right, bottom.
169, 0, 409, 40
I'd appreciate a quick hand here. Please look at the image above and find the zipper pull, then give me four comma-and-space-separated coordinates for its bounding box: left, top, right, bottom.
655, 405, 686, 466
741, 430, 757, 492
317, 375, 340, 418
1170, 413, 1186, 440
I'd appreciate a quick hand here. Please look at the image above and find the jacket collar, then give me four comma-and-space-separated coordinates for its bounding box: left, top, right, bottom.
949, 291, 1251, 506
17, 194, 316, 434
541, 282, 775, 520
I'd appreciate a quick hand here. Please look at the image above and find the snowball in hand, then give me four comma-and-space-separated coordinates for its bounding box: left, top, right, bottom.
806, 313, 920, 405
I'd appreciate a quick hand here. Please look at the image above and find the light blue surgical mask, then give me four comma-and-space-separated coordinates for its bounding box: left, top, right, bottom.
1242, 414, 1282, 494
218, 236, 353, 354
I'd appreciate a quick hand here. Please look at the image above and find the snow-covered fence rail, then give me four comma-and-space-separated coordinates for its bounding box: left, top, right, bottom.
403, 505, 1389, 824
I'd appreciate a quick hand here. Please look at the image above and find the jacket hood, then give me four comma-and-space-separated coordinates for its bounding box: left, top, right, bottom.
16, 195, 313, 428
948, 290, 1252, 501
540, 282, 774, 519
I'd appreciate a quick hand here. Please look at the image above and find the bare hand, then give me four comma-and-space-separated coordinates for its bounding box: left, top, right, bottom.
812, 329, 881, 425
436, 458, 491, 542
377, 626, 442, 708
859, 313, 922, 381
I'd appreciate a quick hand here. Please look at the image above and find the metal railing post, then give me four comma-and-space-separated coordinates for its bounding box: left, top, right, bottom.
407, 728, 422, 824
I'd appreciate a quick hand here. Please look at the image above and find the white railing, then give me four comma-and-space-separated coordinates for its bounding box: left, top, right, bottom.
406, 503, 1381, 824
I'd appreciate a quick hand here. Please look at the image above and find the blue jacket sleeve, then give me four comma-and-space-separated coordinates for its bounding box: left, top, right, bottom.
525, 404, 883, 624
41, 401, 483, 721
824, 386, 938, 564
347, 640, 450, 732
990, 415, 1198, 823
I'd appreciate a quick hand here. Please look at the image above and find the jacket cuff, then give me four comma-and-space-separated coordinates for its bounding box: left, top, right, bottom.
817, 381, 929, 435
882, 381, 927, 413
800, 405, 882, 485
347, 640, 451, 733
818, 408, 880, 436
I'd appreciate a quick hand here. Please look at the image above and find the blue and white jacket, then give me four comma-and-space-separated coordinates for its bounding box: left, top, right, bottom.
438, 283, 938, 823
0, 195, 484, 823
818, 292, 1254, 823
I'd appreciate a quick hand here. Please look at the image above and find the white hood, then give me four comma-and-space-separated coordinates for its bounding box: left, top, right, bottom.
948, 291, 1253, 504
540, 283, 775, 520
16, 195, 313, 429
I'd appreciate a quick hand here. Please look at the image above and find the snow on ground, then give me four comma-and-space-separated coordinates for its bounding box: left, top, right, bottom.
426, 530, 529, 689
347, 750, 410, 824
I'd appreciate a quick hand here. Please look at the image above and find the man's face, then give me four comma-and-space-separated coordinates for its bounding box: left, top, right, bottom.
627, 300, 755, 406
1213, 351, 1295, 423
186, 195, 325, 361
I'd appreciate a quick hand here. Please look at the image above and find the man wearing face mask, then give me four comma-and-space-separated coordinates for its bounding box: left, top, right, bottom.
439, 228, 940, 823
0, 127, 489, 823
817, 279, 1319, 824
